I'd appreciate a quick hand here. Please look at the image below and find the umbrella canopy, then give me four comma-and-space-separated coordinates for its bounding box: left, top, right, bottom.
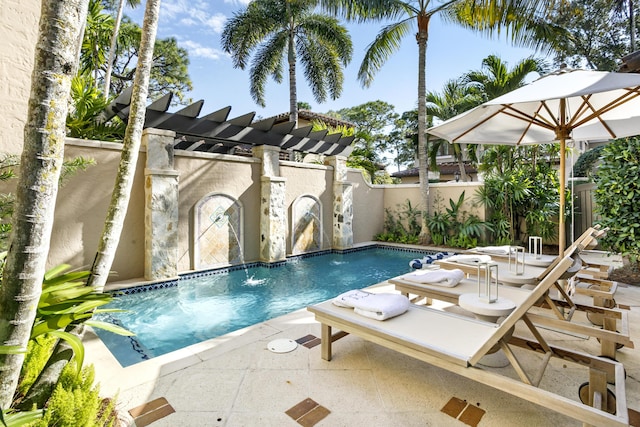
427, 68, 640, 252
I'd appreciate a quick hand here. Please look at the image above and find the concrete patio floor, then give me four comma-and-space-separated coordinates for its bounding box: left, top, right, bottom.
85, 276, 640, 427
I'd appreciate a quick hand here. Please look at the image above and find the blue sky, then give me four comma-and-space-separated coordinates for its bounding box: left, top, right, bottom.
127, 0, 548, 119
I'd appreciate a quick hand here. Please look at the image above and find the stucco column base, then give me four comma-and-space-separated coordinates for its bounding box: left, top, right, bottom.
260, 176, 287, 263
326, 156, 353, 250
333, 181, 353, 250
143, 128, 179, 281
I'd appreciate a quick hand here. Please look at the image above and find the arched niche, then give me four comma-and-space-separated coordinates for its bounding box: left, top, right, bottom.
193, 193, 244, 269
291, 195, 322, 255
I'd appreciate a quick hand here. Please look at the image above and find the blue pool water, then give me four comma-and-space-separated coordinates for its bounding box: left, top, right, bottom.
95, 246, 435, 366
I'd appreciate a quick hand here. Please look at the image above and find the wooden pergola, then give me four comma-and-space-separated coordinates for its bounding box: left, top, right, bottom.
101, 87, 354, 157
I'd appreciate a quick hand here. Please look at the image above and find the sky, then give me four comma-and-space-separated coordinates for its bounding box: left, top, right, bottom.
126, 0, 549, 120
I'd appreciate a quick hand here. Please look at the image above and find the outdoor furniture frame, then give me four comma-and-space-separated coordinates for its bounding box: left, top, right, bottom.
390, 235, 634, 359
308, 255, 629, 426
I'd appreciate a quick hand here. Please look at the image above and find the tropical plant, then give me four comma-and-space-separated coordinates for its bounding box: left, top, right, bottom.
103, 0, 142, 97
80, 0, 192, 103
427, 190, 491, 248
12, 263, 132, 412
221, 0, 353, 124
321, 0, 563, 243
67, 73, 126, 141
374, 199, 421, 244
426, 79, 482, 181
0, 0, 89, 408
477, 144, 561, 244
81, 0, 115, 87
332, 101, 398, 183
594, 136, 640, 268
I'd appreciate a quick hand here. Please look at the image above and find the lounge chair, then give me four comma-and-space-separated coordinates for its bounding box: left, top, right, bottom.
436, 226, 619, 321
390, 232, 634, 359
307, 254, 629, 426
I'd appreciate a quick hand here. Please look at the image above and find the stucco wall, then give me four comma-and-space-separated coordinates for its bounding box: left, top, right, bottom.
280, 161, 334, 253
50, 139, 393, 282
0, 0, 40, 154
52, 140, 147, 281
349, 169, 385, 242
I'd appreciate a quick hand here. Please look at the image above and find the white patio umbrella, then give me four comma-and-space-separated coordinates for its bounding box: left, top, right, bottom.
427, 67, 640, 253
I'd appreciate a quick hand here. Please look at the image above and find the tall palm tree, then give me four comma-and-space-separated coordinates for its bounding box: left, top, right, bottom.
0, 0, 90, 408
321, 0, 562, 242
426, 79, 481, 181
221, 0, 353, 125
87, 0, 162, 291
104, 0, 142, 97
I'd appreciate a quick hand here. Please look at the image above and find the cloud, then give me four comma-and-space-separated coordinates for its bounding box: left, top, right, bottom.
181, 40, 227, 60
160, 1, 228, 33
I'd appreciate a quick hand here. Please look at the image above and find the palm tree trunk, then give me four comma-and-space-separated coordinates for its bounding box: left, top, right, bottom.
287, 4, 298, 125
417, 13, 430, 242
630, 0, 636, 52
87, 0, 161, 291
103, 0, 125, 98
0, 0, 89, 408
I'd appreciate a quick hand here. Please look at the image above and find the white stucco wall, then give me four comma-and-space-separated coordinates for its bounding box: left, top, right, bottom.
0, 0, 40, 154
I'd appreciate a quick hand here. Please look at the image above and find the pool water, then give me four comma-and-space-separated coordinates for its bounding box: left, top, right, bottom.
95, 247, 434, 366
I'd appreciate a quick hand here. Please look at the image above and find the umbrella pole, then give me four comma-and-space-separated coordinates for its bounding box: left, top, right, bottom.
559, 138, 566, 255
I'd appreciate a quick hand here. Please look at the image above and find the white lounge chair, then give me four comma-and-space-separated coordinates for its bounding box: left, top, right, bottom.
308, 254, 629, 426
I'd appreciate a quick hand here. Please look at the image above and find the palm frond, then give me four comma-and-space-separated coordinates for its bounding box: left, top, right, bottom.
358, 18, 413, 87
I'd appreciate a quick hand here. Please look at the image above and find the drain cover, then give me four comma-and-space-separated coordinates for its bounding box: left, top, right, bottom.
268, 338, 298, 353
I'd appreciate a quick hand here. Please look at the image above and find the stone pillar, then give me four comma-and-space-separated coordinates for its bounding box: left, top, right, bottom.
325, 156, 353, 250
253, 145, 287, 262
143, 128, 179, 280
260, 176, 287, 262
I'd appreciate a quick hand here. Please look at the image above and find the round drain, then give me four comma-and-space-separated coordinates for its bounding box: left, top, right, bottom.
267, 339, 298, 353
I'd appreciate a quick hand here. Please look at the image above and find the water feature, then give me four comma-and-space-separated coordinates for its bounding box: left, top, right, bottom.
95, 245, 437, 366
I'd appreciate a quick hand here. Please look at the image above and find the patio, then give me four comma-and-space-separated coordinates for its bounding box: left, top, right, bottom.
84, 266, 640, 427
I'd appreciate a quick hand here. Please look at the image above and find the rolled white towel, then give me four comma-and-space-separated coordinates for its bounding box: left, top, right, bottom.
446, 254, 492, 264
473, 245, 513, 255
333, 290, 409, 320
401, 269, 465, 287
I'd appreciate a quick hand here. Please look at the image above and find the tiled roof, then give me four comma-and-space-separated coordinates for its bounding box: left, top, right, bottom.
391, 163, 477, 178
619, 50, 640, 73
269, 110, 355, 128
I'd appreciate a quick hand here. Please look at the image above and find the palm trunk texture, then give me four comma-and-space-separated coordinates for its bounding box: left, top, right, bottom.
87, 0, 161, 291
0, 0, 89, 408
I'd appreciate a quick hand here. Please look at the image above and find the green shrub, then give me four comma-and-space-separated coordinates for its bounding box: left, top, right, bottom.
18, 336, 57, 397
594, 137, 640, 266
30, 364, 118, 427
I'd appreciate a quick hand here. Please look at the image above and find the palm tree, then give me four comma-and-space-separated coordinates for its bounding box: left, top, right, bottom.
426, 79, 481, 181
88, 0, 161, 291
462, 54, 547, 102
104, 0, 142, 97
321, 0, 561, 242
0, 0, 90, 408
221, 0, 353, 125
81, 0, 114, 88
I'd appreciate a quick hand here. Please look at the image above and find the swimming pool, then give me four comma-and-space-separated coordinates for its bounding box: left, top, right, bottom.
95, 246, 436, 366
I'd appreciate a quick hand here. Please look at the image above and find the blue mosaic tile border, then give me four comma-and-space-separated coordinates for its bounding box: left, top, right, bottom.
112, 244, 440, 296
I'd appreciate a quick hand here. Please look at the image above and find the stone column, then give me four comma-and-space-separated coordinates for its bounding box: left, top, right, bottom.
143, 128, 179, 280
325, 156, 353, 250
253, 145, 287, 262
